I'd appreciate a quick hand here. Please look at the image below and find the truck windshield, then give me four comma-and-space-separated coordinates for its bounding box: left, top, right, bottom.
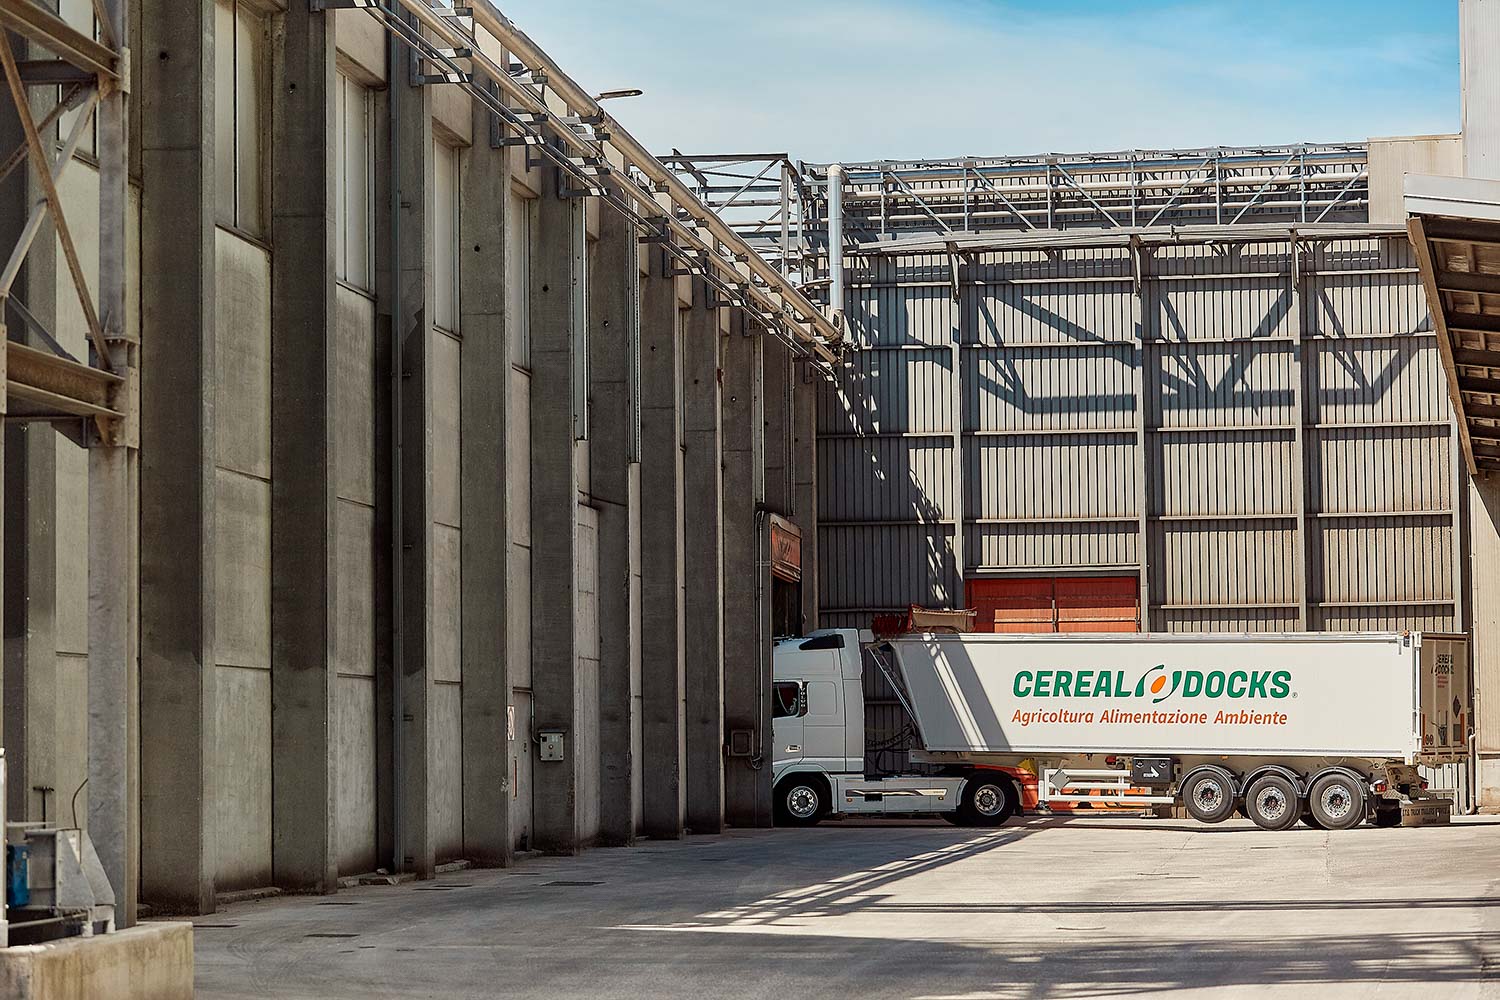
772, 682, 805, 718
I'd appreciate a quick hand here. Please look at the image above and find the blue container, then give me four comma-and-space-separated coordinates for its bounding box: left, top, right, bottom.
6, 843, 30, 908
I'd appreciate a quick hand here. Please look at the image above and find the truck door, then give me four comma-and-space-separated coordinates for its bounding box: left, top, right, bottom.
772, 681, 806, 765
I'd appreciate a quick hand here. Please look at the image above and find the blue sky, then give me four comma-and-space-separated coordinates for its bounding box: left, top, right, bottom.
502, 0, 1459, 161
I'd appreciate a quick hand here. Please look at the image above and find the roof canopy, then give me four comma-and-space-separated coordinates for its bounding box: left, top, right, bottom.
1406, 173, 1500, 474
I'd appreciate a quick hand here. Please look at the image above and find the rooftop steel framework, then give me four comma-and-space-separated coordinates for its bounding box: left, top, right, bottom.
664, 144, 1374, 312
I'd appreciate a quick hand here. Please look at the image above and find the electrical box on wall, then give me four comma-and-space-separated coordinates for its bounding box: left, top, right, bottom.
538, 731, 565, 762
726, 729, 754, 758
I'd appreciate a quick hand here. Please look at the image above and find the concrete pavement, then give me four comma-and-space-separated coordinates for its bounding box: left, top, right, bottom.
190, 816, 1500, 999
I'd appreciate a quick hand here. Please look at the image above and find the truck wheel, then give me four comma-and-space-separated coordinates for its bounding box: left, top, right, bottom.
1182, 768, 1236, 824
958, 774, 1015, 827
774, 777, 826, 827
1245, 774, 1300, 831
1308, 773, 1366, 832
1300, 811, 1325, 829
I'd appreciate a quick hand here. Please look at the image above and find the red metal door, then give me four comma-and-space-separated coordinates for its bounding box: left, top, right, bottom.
967, 576, 1140, 633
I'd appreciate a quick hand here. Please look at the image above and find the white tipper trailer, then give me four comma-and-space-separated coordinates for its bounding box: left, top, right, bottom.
771, 629, 1471, 831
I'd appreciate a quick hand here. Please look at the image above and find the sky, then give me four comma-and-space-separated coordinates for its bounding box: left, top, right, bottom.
501, 0, 1460, 163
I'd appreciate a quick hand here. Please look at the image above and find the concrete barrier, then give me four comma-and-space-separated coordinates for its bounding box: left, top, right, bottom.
0, 922, 193, 999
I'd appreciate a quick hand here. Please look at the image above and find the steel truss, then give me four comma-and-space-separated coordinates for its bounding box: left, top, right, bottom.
667, 144, 1373, 315
317, 0, 843, 367
0, 0, 131, 434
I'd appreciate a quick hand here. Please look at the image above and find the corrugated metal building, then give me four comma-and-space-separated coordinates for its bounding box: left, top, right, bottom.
802, 144, 1472, 791
820, 226, 1459, 634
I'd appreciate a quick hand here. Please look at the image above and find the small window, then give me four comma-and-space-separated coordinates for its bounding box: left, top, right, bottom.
772, 682, 805, 719
215, 0, 268, 236
335, 72, 374, 289
799, 633, 845, 651
505, 188, 533, 367
432, 141, 460, 334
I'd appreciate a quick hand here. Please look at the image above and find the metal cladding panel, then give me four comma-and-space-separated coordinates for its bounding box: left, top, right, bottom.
1154, 606, 1300, 633
1150, 431, 1296, 517
964, 345, 1136, 432
1312, 605, 1458, 632
819, 235, 1457, 641
1307, 337, 1448, 425
967, 521, 1138, 571
819, 523, 957, 612
1151, 520, 1296, 607
1313, 515, 1454, 605
1150, 341, 1296, 428
964, 281, 1135, 346
1150, 241, 1290, 277
1304, 247, 1426, 339
818, 437, 954, 522
819, 348, 953, 435
847, 284, 957, 349
1312, 426, 1453, 514
965, 434, 1137, 520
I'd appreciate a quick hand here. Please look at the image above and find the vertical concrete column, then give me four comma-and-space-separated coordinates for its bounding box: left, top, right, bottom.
269, 2, 338, 893
639, 247, 686, 839
722, 317, 772, 827
393, 27, 437, 879
458, 93, 512, 867
590, 198, 640, 845
530, 166, 586, 853
682, 285, 725, 834
138, 0, 216, 915
793, 365, 820, 633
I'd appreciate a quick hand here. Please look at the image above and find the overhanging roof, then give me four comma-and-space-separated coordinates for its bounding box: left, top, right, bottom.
1406, 173, 1500, 475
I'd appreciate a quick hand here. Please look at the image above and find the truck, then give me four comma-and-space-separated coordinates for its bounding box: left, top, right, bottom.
771, 628, 1471, 831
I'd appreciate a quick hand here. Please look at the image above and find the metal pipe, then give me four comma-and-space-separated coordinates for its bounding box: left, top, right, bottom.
387, 16, 405, 877
827, 163, 844, 332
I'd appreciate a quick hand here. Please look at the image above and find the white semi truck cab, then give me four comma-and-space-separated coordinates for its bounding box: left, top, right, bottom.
771, 628, 1472, 831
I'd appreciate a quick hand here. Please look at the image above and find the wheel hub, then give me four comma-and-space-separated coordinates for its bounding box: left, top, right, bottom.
1256, 788, 1288, 822
787, 785, 818, 819
1320, 784, 1353, 820
974, 785, 1004, 816
1196, 780, 1224, 809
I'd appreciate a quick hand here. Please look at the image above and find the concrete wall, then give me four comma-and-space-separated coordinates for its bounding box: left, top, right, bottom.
1367, 135, 1463, 223
4, 2, 819, 918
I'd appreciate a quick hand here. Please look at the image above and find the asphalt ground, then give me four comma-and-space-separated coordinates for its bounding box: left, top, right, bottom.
190, 814, 1500, 999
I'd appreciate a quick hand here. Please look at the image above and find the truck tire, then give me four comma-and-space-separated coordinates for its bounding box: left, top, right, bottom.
1300, 811, 1325, 829
774, 776, 827, 827
1308, 772, 1366, 832
1182, 767, 1237, 824
958, 774, 1015, 827
1245, 774, 1300, 831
